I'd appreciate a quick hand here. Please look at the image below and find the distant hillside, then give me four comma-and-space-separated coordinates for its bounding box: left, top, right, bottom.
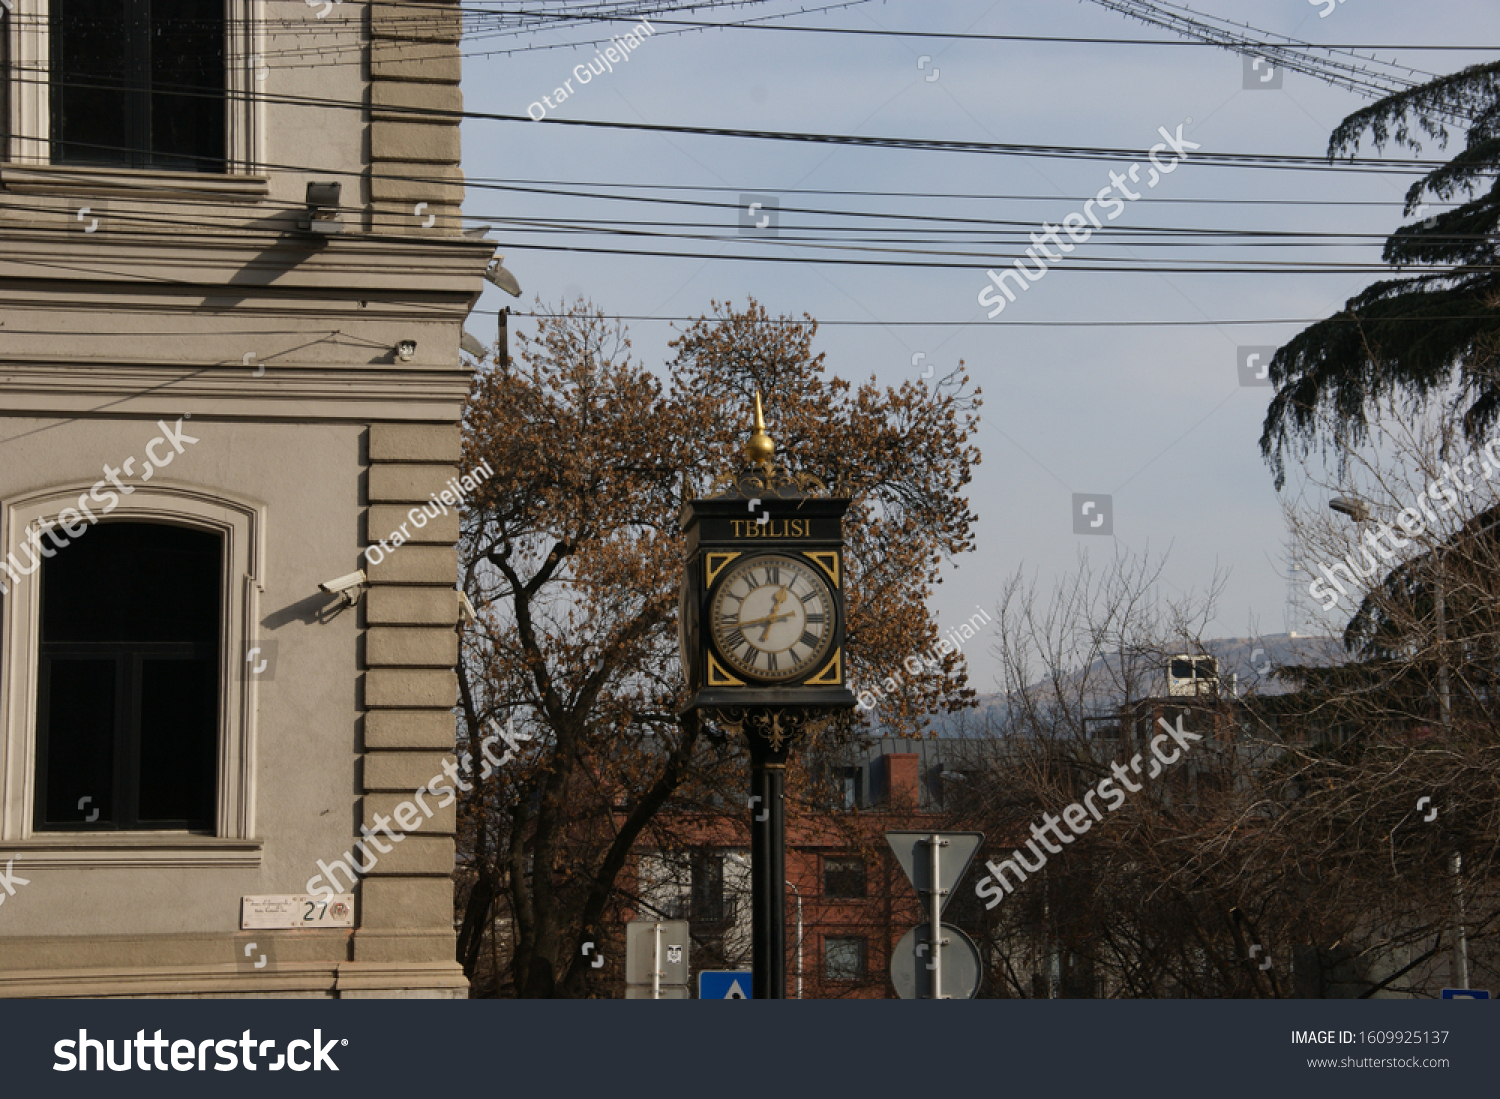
876, 633, 1346, 737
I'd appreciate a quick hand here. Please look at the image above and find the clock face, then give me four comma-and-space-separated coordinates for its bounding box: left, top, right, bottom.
709, 554, 835, 682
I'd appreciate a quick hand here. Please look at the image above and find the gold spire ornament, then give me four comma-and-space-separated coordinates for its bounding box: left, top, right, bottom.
707, 387, 827, 500
745, 389, 775, 474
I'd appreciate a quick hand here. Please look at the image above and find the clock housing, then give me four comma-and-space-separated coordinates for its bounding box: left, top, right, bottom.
679, 492, 855, 713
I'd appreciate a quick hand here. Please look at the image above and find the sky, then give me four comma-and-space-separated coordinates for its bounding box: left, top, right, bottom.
455, 0, 1497, 697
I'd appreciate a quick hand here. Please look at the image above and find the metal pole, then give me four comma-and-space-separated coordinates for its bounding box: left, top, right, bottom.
928, 833, 944, 1000
750, 758, 786, 999
1451, 852, 1470, 989
1434, 551, 1470, 987
652, 922, 662, 1000
791, 884, 803, 1000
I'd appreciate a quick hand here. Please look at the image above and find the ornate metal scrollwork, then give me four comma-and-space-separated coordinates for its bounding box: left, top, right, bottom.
707, 706, 840, 756
706, 465, 827, 503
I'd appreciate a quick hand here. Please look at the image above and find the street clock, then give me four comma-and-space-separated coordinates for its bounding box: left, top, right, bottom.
678, 394, 856, 720
677, 390, 857, 1000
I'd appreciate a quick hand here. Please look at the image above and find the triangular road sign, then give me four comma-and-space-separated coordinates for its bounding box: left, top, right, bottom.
885, 831, 984, 915
698, 970, 753, 999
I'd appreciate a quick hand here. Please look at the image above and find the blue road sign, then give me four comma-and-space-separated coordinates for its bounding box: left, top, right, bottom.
698, 971, 752, 999
1442, 989, 1490, 999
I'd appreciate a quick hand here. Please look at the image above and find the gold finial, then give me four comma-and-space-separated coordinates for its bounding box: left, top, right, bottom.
745, 389, 775, 472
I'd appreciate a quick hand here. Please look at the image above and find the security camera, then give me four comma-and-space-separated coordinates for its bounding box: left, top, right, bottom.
320, 570, 368, 606
396, 340, 416, 362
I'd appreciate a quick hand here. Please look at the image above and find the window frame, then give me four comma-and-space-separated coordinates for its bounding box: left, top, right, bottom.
0, 482, 264, 867
4, 0, 261, 173
822, 853, 867, 899
823, 935, 867, 981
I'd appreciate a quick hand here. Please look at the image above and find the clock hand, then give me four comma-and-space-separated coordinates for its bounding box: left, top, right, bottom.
738, 610, 795, 630
760, 587, 790, 640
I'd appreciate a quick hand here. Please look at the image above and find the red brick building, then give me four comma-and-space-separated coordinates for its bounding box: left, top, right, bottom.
632, 741, 962, 998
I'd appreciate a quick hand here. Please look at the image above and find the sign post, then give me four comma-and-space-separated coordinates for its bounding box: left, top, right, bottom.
928, 833, 945, 999
886, 831, 984, 1000
624, 919, 690, 999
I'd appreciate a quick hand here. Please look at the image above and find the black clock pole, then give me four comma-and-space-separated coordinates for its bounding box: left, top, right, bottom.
749, 747, 787, 999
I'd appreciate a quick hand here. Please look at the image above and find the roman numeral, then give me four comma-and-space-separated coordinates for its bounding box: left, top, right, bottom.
724, 627, 745, 650
800, 631, 819, 649
719, 612, 739, 627
741, 643, 758, 666
806, 612, 826, 625
767, 565, 780, 584
800, 590, 819, 604
767, 652, 779, 672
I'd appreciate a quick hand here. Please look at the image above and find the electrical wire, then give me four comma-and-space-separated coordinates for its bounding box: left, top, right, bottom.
7, 73, 1454, 175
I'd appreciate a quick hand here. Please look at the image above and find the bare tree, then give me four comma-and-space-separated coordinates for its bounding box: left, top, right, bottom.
941, 538, 1498, 998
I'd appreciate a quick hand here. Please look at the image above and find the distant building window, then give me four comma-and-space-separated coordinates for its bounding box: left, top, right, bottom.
823, 855, 866, 899
824, 936, 866, 981
691, 851, 729, 924
34, 522, 221, 830
50, 0, 225, 170
841, 766, 862, 810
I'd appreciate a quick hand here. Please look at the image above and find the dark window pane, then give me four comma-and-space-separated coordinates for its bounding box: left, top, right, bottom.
36, 522, 220, 832
824, 937, 866, 980
1, 5, 12, 158
147, 0, 225, 171
137, 658, 216, 825
51, 0, 137, 165
823, 855, 866, 899
690, 853, 728, 924
40, 658, 116, 826
43, 522, 220, 643
51, 0, 224, 171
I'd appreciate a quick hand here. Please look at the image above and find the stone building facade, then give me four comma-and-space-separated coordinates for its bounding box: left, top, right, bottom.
0, 0, 490, 997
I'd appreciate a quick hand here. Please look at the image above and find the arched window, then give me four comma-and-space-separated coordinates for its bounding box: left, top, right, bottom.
34, 522, 221, 831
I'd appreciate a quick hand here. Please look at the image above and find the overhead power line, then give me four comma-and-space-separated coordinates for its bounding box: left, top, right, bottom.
463, 6, 1497, 53
501, 311, 1493, 328
8, 76, 1453, 175
1085, 0, 1468, 117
